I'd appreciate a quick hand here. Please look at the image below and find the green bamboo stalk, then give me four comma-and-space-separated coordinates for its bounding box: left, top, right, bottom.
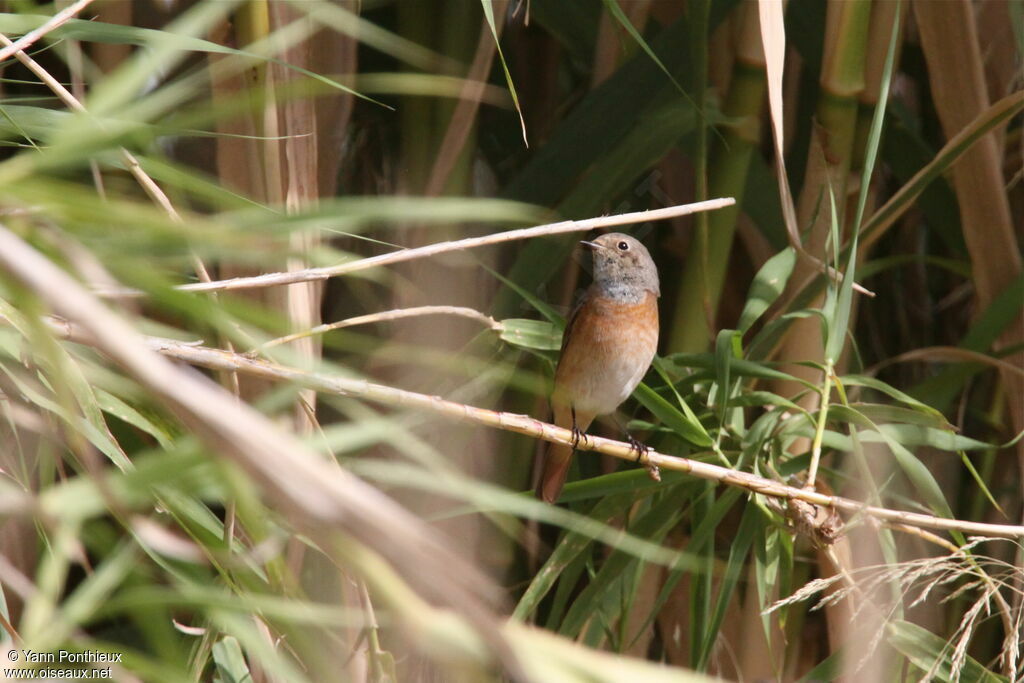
435, 1, 481, 197
397, 0, 440, 192
816, 0, 872, 204
771, 0, 873, 397
669, 2, 766, 353
851, 0, 905, 173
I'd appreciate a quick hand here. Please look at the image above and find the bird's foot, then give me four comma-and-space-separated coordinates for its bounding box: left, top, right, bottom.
625, 433, 648, 463
570, 422, 585, 451
625, 433, 659, 481
569, 407, 587, 451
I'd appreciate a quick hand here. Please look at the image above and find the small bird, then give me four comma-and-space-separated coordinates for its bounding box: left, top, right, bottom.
537, 232, 660, 503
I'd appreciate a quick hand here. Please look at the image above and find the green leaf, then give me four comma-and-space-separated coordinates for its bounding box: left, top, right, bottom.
738, 247, 797, 333
825, 185, 856, 363
829, 406, 955, 518
59, 542, 138, 636
514, 493, 636, 620
840, 374, 945, 419
863, 91, 1024, 242
480, 0, 527, 145
730, 391, 806, 415
697, 502, 762, 670
499, 318, 562, 351
852, 7, 900, 234
622, 487, 740, 650
797, 649, 844, 683
634, 382, 714, 447
95, 389, 175, 450
600, 0, 695, 105
712, 329, 743, 436
888, 620, 1007, 683
558, 487, 691, 638
0, 105, 73, 143
754, 526, 791, 653
800, 425, 994, 454
959, 451, 1004, 517
559, 469, 689, 503
212, 636, 255, 683
846, 402, 952, 431
0, 363, 132, 471
301, 2, 456, 72
484, 265, 564, 324
667, 352, 817, 391
0, 13, 236, 53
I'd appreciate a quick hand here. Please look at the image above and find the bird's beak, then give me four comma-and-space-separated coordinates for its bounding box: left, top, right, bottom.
580, 240, 605, 251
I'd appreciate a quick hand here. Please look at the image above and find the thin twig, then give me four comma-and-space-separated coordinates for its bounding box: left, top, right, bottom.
93, 198, 737, 297
258, 305, 501, 351
875, 346, 1024, 379
805, 359, 834, 490
0, 29, 246, 396
139, 339, 1024, 539
0, 222, 523, 677
0, 33, 185, 222
32, 315, 1024, 541
881, 522, 961, 553
0, 0, 95, 65
1, 25, 227, 303
424, 1, 504, 197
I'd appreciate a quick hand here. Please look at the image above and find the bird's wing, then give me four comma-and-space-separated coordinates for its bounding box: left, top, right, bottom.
559, 288, 590, 357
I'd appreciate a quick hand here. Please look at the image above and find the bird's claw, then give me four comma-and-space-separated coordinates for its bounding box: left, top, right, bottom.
570, 423, 584, 451
625, 435, 659, 481
625, 433, 648, 463
569, 406, 587, 451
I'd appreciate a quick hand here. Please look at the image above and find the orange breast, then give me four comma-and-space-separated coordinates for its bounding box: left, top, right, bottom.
553, 290, 659, 416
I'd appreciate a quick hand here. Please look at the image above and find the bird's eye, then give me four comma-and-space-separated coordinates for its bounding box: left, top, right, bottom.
617, 241, 629, 251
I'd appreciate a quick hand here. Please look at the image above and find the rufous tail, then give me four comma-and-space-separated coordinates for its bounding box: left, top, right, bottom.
537, 406, 594, 503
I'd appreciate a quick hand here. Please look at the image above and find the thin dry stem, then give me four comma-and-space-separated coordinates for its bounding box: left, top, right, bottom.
756, 0, 873, 299
93, 199, 737, 297
259, 305, 501, 351
766, 541, 1023, 680
424, 1, 505, 197
34, 315, 1024, 541
0, 27, 235, 395
0, 33, 184, 223
877, 346, 1024, 378
0, 222, 522, 676
882, 522, 961, 554
0, 0, 95, 65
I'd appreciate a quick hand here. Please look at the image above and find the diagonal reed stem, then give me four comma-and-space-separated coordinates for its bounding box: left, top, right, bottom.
93, 199, 736, 297
29, 315, 1024, 542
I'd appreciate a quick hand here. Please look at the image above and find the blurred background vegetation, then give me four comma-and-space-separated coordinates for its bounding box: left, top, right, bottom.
0, 0, 1021, 681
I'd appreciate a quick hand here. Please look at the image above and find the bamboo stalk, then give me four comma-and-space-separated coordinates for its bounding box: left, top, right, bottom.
669, 1, 766, 352
913, 0, 1024, 471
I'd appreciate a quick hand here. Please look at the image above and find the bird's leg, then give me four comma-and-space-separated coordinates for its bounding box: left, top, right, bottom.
624, 430, 660, 482
625, 431, 649, 463
598, 413, 660, 482
570, 406, 584, 450
607, 412, 648, 462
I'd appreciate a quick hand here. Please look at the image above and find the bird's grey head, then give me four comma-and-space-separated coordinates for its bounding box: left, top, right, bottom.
582, 233, 660, 301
